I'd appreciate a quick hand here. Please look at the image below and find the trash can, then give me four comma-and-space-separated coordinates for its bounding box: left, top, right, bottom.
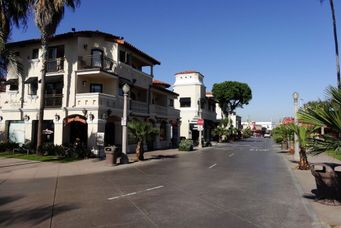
311, 163, 341, 203
104, 146, 118, 165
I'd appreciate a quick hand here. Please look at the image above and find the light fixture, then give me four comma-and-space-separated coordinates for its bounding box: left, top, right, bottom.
82, 108, 87, 116
24, 115, 30, 121
83, 44, 88, 49
82, 80, 87, 86
122, 83, 130, 93
292, 92, 299, 102
55, 113, 60, 121
88, 113, 94, 121
102, 113, 108, 120
0, 116, 3, 121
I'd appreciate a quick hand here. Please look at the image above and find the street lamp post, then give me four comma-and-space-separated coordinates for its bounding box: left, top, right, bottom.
121, 83, 130, 164
198, 98, 203, 149
293, 92, 300, 161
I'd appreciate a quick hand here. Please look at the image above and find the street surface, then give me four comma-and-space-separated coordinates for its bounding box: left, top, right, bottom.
0, 138, 319, 227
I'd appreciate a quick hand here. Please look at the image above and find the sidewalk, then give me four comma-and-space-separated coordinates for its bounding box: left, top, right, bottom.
274, 144, 341, 228
0, 148, 190, 181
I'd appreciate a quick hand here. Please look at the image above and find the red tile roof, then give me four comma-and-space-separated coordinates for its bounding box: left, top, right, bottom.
175, 70, 200, 75
152, 80, 170, 88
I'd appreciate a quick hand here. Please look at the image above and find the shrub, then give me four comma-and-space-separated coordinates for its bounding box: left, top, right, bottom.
178, 139, 193, 151
0, 142, 19, 152
38, 143, 65, 157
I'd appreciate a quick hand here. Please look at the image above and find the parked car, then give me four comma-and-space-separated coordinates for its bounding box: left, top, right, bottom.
264, 133, 271, 138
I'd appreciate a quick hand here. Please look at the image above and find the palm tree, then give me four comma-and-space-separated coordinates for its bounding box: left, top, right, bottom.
321, 0, 341, 88
298, 86, 341, 154
287, 123, 318, 170
128, 120, 159, 161
0, 0, 30, 73
32, 0, 80, 151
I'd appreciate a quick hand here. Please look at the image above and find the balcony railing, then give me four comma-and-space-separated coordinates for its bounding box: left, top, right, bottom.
149, 104, 180, 117
46, 58, 64, 73
45, 94, 63, 108
130, 100, 148, 114
78, 55, 114, 71
76, 93, 123, 109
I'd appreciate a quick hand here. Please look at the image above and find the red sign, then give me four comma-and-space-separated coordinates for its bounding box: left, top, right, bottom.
197, 118, 204, 126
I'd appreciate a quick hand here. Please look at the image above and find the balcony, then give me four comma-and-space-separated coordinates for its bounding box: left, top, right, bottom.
45, 94, 63, 108
76, 93, 123, 110
150, 104, 180, 118
130, 100, 148, 114
78, 55, 114, 71
46, 58, 64, 73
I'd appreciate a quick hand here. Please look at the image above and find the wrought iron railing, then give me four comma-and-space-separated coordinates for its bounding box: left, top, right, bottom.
46, 58, 64, 72
45, 94, 63, 108
78, 55, 114, 71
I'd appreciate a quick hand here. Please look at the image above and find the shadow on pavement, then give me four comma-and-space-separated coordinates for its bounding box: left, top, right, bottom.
0, 195, 24, 206
0, 203, 79, 226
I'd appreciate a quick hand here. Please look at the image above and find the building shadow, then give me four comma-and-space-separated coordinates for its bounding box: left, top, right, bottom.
0, 195, 24, 206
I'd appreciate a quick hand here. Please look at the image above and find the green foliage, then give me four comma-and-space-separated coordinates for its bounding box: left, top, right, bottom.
0, 142, 19, 152
128, 120, 160, 143
298, 86, 341, 154
178, 139, 193, 151
242, 127, 253, 138
212, 81, 252, 115
272, 125, 293, 144
38, 143, 90, 159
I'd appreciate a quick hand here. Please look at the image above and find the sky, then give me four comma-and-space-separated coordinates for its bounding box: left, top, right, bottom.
9, 0, 341, 122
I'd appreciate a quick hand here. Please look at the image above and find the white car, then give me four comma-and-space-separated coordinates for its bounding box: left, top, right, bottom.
264, 133, 271, 138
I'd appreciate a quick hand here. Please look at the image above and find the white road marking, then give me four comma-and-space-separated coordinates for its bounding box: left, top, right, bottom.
108, 185, 164, 200
228, 153, 234, 157
146, 185, 164, 191
209, 163, 217, 169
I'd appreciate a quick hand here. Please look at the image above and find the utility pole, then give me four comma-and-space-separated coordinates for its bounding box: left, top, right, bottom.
293, 92, 300, 161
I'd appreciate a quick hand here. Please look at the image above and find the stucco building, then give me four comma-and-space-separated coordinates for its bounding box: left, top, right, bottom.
0, 31, 180, 152
173, 71, 217, 141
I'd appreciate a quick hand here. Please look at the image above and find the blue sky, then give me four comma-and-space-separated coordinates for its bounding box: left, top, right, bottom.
9, 0, 340, 122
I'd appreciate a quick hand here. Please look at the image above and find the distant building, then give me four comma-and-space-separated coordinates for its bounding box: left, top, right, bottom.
242, 121, 274, 132
173, 71, 217, 141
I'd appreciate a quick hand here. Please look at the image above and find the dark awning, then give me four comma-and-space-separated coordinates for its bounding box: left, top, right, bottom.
5, 79, 18, 85
39, 75, 63, 83
24, 77, 38, 84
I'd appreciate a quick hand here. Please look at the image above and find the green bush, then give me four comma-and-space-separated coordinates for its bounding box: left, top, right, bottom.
0, 142, 19, 152
38, 143, 65, 157
178, 139, 193, 151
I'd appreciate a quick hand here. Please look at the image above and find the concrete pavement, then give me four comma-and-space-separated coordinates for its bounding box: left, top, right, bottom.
273, 143, 341, 228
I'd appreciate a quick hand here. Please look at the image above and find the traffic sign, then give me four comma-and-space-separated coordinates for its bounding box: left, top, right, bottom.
197, 125, 203, 131
197, 118, 204, 126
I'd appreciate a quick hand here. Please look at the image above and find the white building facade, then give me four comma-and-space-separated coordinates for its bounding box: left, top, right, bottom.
0, 31, 180, 152
173, 71, 217, 142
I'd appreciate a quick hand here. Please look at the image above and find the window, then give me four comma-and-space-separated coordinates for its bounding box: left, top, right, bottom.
26, 78, 38, 95
169, 99, 174, 107
180, 97, 191, 107
32, 49, 39, 59
119, 51, 126, 63
7, 79, 18, 91
91, 49, 103, 68
90, 83, 103, 93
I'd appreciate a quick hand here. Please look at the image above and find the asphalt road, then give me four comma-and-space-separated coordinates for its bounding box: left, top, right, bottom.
0, 138, 320, 228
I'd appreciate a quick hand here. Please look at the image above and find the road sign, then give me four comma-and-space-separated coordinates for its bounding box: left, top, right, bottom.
197, 125, 203, 131
197, 118, 204, 126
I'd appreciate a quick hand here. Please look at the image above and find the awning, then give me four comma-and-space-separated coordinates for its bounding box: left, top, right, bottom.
5, 79, 18, 85
24, 77, 38, 84
39, 75, 63, 83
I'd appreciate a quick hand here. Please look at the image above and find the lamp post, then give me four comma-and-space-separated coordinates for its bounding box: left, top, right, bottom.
198, 98, 203, 149
121, 83, 130, 164
293, 92, 300, 161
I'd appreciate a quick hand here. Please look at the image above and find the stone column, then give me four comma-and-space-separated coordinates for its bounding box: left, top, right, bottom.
154, 122, 161, 149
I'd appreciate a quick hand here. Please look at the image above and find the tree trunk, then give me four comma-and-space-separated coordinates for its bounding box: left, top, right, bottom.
36, 34, 48, 153
136, 141, 144, 161
298, 147, 310, 170
329, 0, 341, 88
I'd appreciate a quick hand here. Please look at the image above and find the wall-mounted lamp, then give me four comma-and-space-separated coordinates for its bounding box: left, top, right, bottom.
82, 108, 88, 117
55, 113, 60, 121
88, 113, 94, 121
24, 115, 30, 121
82, 80, 87, 86
0, 116, 3, 121
102, 113, 108, 120
83, 44, 88, 50
107, 109, 112, 116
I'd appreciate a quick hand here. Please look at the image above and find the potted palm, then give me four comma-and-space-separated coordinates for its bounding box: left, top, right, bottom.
128, 120, 159, 161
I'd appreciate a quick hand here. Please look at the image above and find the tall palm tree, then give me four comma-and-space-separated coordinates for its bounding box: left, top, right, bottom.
0, 0, 30, 73
321, 0, 341, 88
32, 0, 79, 151
128, 120, 159, 161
